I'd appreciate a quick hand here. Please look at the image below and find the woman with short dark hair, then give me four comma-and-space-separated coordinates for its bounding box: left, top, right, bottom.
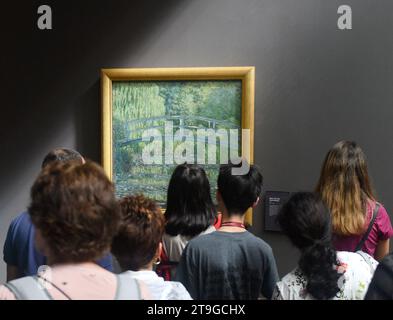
273, 192, 378, 300
0, 161, 146, 300
112, 194, 191, 300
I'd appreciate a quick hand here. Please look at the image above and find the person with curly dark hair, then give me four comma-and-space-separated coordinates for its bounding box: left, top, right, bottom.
112, 194, 191, 300
273, 192, 378, 300
0, 161, 145, 300
3, 148, 113, 281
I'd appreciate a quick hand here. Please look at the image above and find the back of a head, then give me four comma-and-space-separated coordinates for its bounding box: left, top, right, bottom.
112, 194, 165, 271
29, 160, 120, 264
315, 140, 375, 236
278, 192, 340, 300
41, 148, 84, 168
165, 163, 216, 237
217, 161, 263, 215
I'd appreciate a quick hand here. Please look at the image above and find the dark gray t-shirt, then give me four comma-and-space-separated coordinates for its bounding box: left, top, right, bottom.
175, 230, 279, 300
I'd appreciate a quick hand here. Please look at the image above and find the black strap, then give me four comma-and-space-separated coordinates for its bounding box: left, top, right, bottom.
36, 275, 71, 300
355, 202, 380, 252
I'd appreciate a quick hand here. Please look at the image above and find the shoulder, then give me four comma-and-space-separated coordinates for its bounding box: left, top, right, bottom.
186, 231, 217, 246
187, 231, 273, 250
183, 232, 214, 254
369, 202, 391, 224
181, 232, 221, 257
165, 281, 192, 300
9, 212, 31, 231
337, 250, 375, 264
280, 268, 305, 284
0, 276, 46, 300
162, 232, 178, 241
337, 251, 378, 276
4, 211, 32, 252
243, 232, 274, 254
372, 203, 393, 239
375, 203, 390, 221
162, 232, 190, 255
0, 285, 16, 300
336, 251, 377, 299
275, 268, 307, 299
163, 233, 187, 245
201, 225, 216, 235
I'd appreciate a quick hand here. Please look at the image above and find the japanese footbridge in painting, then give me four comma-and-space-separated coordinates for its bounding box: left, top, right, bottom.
118, 114, 240, 146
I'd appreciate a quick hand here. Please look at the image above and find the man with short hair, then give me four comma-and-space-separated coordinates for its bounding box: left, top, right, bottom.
175, 161, 279, 299
3, 148, 114, 281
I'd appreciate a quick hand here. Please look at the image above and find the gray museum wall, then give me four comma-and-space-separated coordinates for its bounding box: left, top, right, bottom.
1, 0, 392, 283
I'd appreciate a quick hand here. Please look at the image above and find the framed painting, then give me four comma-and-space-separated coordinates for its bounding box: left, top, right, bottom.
101, 67, 255, 223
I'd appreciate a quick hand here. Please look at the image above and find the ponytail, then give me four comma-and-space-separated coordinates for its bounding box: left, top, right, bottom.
278, 192, 342, 300
299, 242, 340, 299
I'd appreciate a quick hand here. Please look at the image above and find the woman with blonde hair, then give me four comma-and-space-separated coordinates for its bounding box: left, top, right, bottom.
316, 141, 393, 261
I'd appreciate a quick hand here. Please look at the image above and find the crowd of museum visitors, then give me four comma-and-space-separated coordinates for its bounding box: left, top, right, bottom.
0, 141, 392, 300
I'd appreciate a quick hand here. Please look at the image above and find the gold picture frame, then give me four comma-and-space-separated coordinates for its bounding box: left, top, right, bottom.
101, 66, 255, 224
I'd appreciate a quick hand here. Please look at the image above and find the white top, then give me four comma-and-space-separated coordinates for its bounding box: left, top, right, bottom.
123, 270, 192, 300
162, 225, 216, 262
273, 251, 378, 300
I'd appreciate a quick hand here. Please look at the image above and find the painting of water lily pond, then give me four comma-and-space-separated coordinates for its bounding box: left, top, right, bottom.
112, 79, 242, 204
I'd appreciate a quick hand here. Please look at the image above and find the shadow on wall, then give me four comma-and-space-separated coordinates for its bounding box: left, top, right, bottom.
74, 80, 101, 161
0, 0, 190, 283
0, 0, 189, 200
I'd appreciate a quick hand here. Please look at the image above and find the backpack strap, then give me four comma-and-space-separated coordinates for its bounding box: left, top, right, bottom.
3, 276, 53, 300
355, 202, 380, 252
114, 273, 141, 300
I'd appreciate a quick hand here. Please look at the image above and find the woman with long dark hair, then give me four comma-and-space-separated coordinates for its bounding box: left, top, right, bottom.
160, 163, 217, 277
316, 141, 393, 261
273, 192, 378, 300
